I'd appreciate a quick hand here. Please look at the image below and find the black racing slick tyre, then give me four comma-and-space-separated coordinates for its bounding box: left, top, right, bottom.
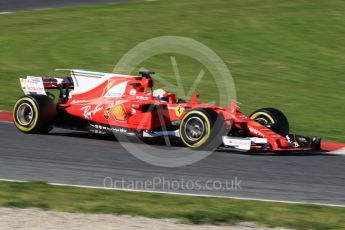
179, 108, 226, 150
250, 108, 289, 136
13, 95, 57, 134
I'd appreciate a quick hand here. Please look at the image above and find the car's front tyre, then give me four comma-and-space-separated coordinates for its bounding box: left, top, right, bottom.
250, 108, 289, 136
179, 108, 225, 150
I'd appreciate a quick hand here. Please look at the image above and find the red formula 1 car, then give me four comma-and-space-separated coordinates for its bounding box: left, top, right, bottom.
13, 70, 321, 152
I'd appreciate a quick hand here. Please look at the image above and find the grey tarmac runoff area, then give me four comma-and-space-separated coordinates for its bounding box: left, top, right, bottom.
0, 122, 344, 206
0, 0, 126, 12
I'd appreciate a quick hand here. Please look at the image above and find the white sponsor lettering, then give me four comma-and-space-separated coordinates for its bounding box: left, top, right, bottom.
136, 96, 150, 100
71, 99, 90, 104
81, 103, 103, 120
248, 127, 264, 137
20, 76, 46, 95
112, 127, 128, 133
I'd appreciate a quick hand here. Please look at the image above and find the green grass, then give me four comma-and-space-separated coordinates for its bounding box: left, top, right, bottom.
0, 0, 344, 142
0, 181, 344, 229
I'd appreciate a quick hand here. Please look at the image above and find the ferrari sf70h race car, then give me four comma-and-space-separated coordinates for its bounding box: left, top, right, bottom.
13, 70, 321, 152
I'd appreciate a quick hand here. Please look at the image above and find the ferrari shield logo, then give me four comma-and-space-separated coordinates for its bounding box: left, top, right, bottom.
106, 81, 114, 90
175, 106, 185, 118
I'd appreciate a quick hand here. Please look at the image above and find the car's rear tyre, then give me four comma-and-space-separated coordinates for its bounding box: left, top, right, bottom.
179, 108, 225, 150
249, 108, 289, 136
13, 95, 57, 134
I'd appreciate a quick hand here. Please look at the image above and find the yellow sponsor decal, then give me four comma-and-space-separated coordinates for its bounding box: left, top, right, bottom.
104, 108, 110, 119
113, 104, 127, 121
175, 106, 185, 118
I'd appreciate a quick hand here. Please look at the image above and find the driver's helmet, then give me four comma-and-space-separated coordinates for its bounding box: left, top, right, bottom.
153, 89, 168, 102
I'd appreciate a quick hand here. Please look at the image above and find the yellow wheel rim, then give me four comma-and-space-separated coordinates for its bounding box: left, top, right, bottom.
13, 97, 39, 132
250, 112, 275, 124
180, 110, 211, 148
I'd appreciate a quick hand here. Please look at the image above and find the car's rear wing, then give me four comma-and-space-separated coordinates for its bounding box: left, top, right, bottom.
20, 76, 73, 96
20, 76, 47, 95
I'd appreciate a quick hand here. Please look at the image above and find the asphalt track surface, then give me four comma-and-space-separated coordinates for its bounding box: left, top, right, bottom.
0, 0, 126, 12
0, 122, 344, 206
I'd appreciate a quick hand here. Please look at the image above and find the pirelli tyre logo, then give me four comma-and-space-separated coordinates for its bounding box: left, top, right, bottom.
113, 104, 128, 121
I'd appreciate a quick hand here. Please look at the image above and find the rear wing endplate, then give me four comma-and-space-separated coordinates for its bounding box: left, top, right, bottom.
19, 76, 46, 96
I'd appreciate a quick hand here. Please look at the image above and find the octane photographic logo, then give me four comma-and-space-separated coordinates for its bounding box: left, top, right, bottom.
110, 36, 236, 167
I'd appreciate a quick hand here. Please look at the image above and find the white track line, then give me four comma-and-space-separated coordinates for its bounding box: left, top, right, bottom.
0, 179, 344, 208
328, 147, 345, 156
0, 12, 13, 15
0, 121, 13, 124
